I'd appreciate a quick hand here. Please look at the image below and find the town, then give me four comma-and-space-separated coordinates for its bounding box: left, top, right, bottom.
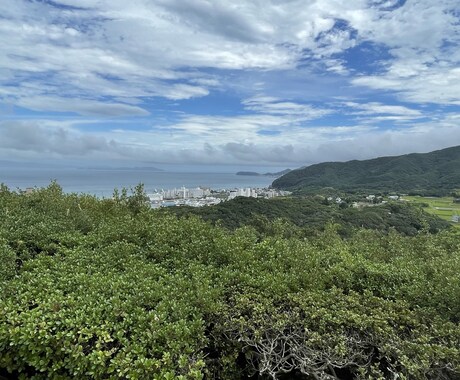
147, 186, 291, 208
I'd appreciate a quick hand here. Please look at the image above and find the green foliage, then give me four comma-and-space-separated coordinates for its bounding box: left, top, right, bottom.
164, 196, 450, 237
0, 241, 16, 281
273, 145, 460, 195
112, 183, 150, 214
0, 184, 459, 379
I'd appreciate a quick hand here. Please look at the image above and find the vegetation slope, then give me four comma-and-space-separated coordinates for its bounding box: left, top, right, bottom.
272, 145, 460, 195
164, 196, 450, 237
0, 183, 459, 379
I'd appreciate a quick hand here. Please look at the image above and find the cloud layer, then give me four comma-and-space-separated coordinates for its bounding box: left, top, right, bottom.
0, 0, 459, 167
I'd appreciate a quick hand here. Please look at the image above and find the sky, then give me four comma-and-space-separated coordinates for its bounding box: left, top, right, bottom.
1, 0, 460, 170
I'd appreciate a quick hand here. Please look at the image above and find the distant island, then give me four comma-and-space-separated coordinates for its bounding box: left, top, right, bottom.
272, 145, 460, 196
236, 169, 291, 177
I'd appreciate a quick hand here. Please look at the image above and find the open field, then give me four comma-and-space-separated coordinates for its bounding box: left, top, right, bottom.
402, 195, 460, 226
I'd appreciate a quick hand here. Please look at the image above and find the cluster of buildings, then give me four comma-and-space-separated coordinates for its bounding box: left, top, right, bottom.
229, 187, 292, 199
147, 186, 290, 208
149, 186, 212, 201
325, 194, 401, 208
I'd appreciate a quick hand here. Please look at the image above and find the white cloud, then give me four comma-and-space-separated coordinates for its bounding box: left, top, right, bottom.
243, 96, 332, 119
0, 120, 115, 156
0, 0, 459, 167
1, 0, 458, 108
2, 110, 460, 167
348, 0, 460, 104
16, 96, 149, 117
344, 101, 422, 117
0, 0, 358, 109
353, 66, 460, 105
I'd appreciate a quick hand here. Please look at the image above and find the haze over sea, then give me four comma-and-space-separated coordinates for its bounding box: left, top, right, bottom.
1, 167, 274, 198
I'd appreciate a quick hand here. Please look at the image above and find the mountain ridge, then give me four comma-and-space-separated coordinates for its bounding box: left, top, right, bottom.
272, 146, 460, 195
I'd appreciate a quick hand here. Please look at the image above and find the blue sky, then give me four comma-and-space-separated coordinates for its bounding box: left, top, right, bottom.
0, 0, 460, 169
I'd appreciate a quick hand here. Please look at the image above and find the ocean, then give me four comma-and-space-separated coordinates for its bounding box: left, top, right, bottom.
0, 167, 275, 197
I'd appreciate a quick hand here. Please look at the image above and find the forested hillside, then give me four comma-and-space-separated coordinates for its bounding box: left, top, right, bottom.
272, 145, 460, 195
164, 196, 450, 236
1, 183, 459, 379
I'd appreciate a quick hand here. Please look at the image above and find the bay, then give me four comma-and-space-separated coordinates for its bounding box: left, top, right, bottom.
0, 167, 274, 197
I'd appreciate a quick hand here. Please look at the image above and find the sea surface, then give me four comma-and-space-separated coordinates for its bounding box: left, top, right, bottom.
0, 167, 275, 197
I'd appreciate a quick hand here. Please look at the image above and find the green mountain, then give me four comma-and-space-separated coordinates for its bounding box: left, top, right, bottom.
272, 145, 460, 195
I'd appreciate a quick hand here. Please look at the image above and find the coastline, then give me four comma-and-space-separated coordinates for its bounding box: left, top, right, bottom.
1, 168, 274, 198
